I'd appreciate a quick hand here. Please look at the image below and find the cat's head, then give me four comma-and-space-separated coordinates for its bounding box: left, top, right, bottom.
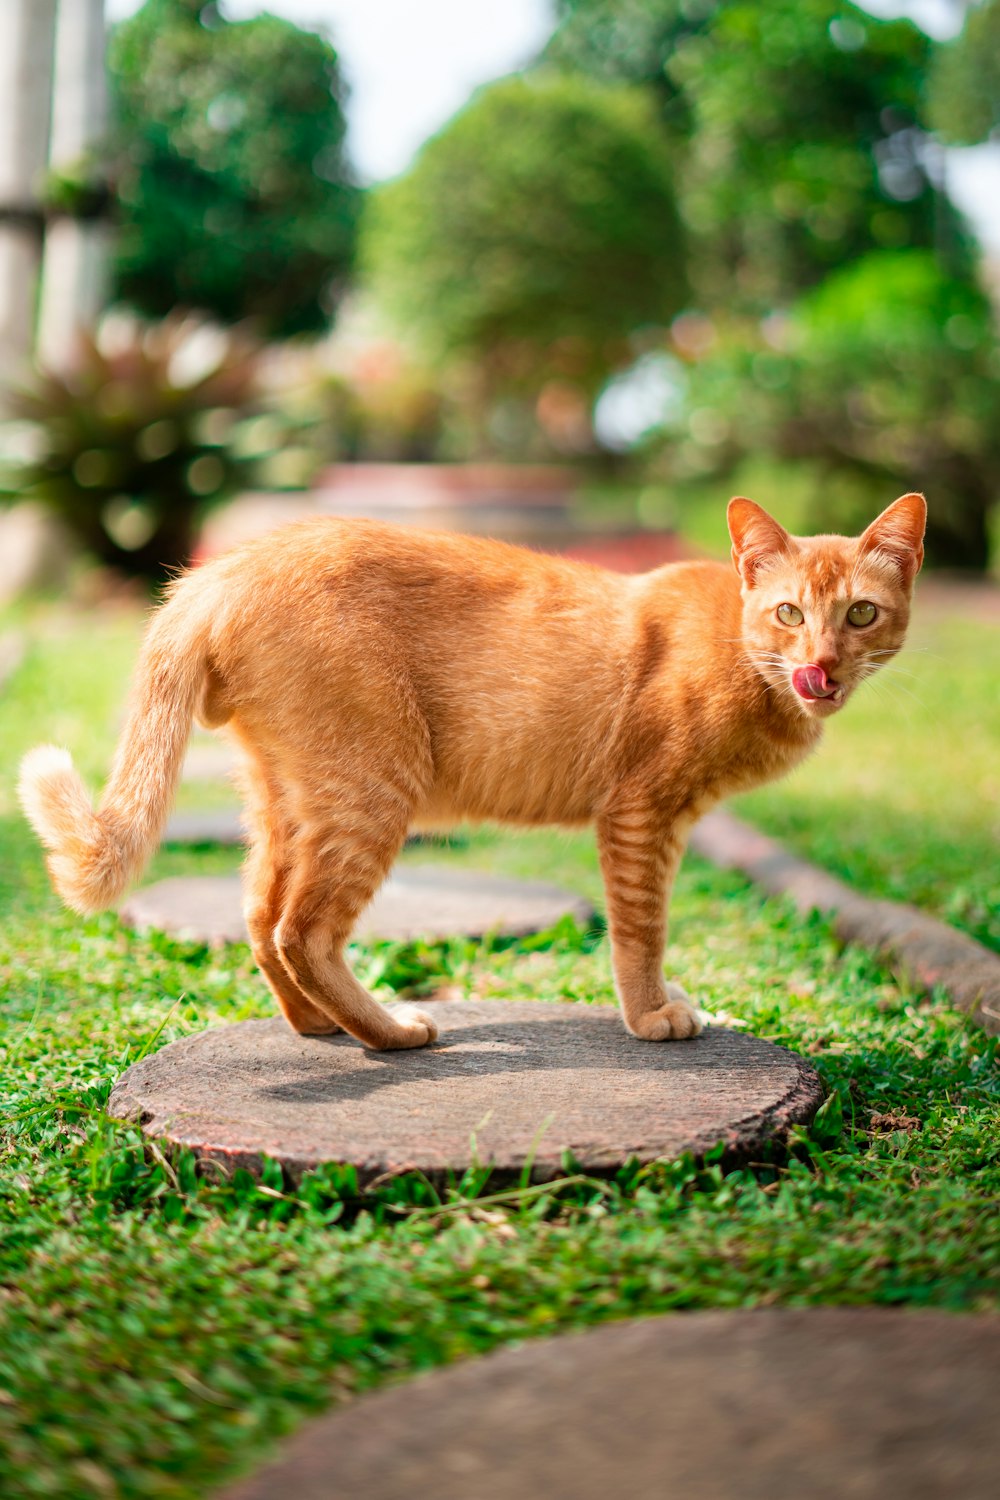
728, 492, 926, 719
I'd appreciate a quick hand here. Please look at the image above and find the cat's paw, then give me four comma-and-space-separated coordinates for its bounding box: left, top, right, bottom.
626, 984, 703, 1042
381, 1002, 440, 1049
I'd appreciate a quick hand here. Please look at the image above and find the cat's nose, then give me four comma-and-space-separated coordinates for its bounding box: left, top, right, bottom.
813, 654, 840, 680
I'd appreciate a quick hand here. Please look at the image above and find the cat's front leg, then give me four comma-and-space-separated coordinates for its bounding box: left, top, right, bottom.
596, 803, 702, 1042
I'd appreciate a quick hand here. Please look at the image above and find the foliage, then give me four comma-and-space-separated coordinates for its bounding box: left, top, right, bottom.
0, 602, 997, 1495
658, 252, 1000, 569
929, 0, 1000, 144
284, 359, 450, 467
545, 0, 712, 139
109, 0, 360, 338
363, 73, 687, 404
40, 151, 112, 221
545, 0, 973, 309
0, 316, 276, 584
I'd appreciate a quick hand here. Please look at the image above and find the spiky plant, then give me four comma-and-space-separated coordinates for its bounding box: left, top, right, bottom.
1, 315, 270, 585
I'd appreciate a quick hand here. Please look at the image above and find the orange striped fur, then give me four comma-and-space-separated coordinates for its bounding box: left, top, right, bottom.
19, 493, 925, 1050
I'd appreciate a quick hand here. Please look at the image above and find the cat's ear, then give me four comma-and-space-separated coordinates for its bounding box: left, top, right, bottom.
727, 497, 792, 586
857, 493, 926, 583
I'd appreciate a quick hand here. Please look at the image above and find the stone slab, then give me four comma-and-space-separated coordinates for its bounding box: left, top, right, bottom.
161, 813, 464, 850
106, 1004, 823, 1183
163, 810, 246, 846
181, 734, 241, 782
219, 1308, 1000, 1500
120, 868, 594, 947
690, 808, 1000, 1035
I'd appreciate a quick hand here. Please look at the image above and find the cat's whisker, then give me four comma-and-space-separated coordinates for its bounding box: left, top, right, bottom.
856, 668, 922, 713
860, 655, 925, 693
870, 664, 922, 690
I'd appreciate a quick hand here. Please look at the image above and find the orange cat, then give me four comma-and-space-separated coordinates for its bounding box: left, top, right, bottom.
20, 493, 925, 1051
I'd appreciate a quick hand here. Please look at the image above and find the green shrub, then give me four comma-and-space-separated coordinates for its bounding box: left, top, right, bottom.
1, 315, 273, 584
363, 72, 687, 415
109, 0, 360, 338
658, 251, 1000, 569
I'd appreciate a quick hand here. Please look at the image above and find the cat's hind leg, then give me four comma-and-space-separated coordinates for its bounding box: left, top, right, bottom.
273, 774, 439, 1051
241, 755, 341, 1035
597, 798, 702, 1042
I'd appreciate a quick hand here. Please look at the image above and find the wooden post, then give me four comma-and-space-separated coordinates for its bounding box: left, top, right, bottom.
0, 0, 58, 389
37, 0, 110, 370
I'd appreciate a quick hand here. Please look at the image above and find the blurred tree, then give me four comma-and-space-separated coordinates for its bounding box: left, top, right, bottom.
545, 0, 972, 308
929, 0, 1000, 143
362, 73, 687, 414
667, 252, 999, 568
109, 0, 359, 337
544, 0, 713, 139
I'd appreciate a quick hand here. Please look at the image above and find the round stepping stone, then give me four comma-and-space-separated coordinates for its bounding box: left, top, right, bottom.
120, 868, 594, 947
161, 816, 464, 850
181, 737, 240, 781
106, 1003, 823, 1183
219, 1308, 1000, 1500
163, 810, 245, 846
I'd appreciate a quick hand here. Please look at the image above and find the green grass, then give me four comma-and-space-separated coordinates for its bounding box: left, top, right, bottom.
1, 603, 998, 1499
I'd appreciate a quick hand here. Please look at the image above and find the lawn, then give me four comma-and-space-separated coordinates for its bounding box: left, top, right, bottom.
1, 600, 998, 1499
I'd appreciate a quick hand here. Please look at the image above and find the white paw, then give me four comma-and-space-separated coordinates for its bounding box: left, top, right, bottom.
384, 1002, 440, 1048
627, 983, 704, 1042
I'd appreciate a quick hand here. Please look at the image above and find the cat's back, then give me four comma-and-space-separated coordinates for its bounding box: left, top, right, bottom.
200, 514, 627, 632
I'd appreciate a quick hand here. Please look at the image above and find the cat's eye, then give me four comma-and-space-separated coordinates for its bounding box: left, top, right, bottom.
847, 601, 877, 627
776, 603, 803, 626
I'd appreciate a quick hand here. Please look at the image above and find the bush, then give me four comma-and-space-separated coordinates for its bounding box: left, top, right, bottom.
109, 0, 360, 338
658, 251, 1000, 569
929, 0, 1000, 145
362, 72, 687, 416
1, 316, 278, 584
545, 0, 974, 310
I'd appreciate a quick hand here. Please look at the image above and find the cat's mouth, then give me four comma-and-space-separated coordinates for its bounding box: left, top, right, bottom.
791, 664, 846, 709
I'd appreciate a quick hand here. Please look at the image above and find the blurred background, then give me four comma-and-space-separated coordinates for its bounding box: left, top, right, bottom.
1, 0, 999, 596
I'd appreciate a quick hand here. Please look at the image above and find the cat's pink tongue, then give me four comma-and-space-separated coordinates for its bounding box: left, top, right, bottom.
792, 664, 836, 700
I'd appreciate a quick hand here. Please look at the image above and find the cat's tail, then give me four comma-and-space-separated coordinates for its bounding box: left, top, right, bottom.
18, 589, 213, 915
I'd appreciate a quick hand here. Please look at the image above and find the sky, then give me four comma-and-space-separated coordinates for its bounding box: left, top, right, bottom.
105, 0, 1000, 251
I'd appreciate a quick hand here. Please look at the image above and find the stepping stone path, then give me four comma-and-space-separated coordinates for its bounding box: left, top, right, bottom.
120, 868, 594, 947
220, 1307, 999, 1500
181, 735, 240, 782
691, 808, 1000, 1034
106, 1002, 823, 1184
163, 810, 245, 846
161, 814, 463, 849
